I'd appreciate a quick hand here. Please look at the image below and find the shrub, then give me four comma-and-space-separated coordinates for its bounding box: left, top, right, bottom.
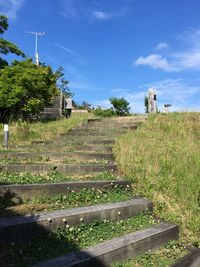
109, 97, 130, 116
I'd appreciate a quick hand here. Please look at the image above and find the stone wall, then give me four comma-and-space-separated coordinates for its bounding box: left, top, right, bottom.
40, 92, 63, 120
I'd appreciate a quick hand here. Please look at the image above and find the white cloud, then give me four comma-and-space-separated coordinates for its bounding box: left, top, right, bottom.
156, 42, 169, 50
0, 0, 25, 21
134, 54, 179, 72
61, 0, 130, 20
55, 43, 76, 56
145, 79, 200, 111
94, 79, 200, 113
91, 99, 111, 109
91, 11, 112, 20
135, 29, 200, 72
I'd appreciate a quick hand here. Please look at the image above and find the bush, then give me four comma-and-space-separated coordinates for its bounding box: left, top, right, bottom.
93, 108, 115, 117
109, 97, 130, 116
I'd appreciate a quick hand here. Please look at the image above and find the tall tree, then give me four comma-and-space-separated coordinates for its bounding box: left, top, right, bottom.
0, 15, 25, 68
0, 58, 59, 122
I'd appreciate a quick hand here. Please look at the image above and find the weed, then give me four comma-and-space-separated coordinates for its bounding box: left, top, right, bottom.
113, 112, 200, 245
0, 213, 156, 266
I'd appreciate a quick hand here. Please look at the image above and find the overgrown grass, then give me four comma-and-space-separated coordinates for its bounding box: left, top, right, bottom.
0, 113, 96, 148
0, 213, 156, 266
113, 240, 189, 267
113, 112, 200, 246
0, 187, 133, 217
0, 170, 118, 184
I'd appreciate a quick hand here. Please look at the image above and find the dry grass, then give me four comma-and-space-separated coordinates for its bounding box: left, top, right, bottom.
113, 112, 200, 246
0, 113, 95, 148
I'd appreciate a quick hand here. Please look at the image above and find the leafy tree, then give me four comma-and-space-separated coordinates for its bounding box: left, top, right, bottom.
144, 95, 148, 113
55, 67, 73, 98
109, 97, 130, 116
0, 58, 59, 122
0, 15, 25, 68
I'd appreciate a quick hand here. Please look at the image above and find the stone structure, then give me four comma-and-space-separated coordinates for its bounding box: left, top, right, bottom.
41, 91, 63, 120
148, 88, 157, 113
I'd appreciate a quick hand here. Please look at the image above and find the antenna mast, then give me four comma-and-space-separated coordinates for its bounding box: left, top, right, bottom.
25, 31, 45, 65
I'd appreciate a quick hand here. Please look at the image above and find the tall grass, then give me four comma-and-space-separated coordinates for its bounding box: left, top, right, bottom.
0, 113, 95, 148
113, 112, 200, 246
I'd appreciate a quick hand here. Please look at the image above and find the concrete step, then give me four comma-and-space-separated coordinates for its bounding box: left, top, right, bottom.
8, 144, 113, 153
0, 180, 131, 199
31, 139, 114, 145
76, 123, 140, 130
0, 151, 114, 162
171, 247, 200, 267
0, 197, 152, 245
82, 122, 142, 129
60, 131, 121, 137
87, 115, 147, 123
0, 163, 117, 174
32, 222, 178, 267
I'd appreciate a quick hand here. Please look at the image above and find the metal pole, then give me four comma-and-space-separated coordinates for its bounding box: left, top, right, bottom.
35, 32, 38, 65
25, 31, 45, 65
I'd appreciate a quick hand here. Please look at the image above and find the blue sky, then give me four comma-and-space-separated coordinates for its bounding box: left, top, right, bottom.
1, 0, 200, 113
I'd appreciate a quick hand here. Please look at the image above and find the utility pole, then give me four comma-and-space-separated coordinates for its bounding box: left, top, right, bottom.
25, 31, 45, 65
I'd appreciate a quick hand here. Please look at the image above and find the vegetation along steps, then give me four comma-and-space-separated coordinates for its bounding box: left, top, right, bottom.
0, 180, 131, 199
0, 197, 153, 244
0, 151, 115, 162
0, 115, 183, 266
32, 222, 178, 267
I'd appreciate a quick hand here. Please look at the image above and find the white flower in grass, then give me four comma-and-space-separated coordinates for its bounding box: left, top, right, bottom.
103, 219, 107, 223
69, 227, 74, 232
80, 217, 84, 222
118, 211, 121, 216
62, 218, 67, 223
99, 238, 103, 242
90, 228, 93, 231
127, 185, 130, 188
66, 225, 70, 228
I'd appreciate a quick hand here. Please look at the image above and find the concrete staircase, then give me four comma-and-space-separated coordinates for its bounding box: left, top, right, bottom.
0, 115, 182, 266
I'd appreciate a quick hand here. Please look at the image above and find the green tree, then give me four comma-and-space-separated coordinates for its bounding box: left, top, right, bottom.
0, 15, 25, 68
144, 95, 148, 113
109, 97, 130, 116
55, 67, 73, 98
0, 58, 59, 122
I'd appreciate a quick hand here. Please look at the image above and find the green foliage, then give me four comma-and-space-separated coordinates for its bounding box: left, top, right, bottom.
1, 213, 155, 266
144, 94, 148, 113
0, 15, 25, 68
0, 170, 117, 184
0, 58, 59, 122
109, 97, 130, 116
55, 67, 73, 98
94, 107, 115, 117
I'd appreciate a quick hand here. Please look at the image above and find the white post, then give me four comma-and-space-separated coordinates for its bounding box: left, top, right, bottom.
4, 124, 9, 148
